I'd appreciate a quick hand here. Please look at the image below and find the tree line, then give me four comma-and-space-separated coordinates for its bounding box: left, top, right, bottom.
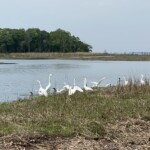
0, 28, 92, 53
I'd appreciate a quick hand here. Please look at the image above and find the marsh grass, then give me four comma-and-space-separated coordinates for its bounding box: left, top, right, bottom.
0, 80, 150, 138
1, 52, 150, 61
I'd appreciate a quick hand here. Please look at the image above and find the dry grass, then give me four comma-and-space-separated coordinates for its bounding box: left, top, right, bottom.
0, 52, 150, 61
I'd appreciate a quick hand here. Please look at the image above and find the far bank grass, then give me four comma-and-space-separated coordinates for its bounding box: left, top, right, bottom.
0, 82, 150, 138
0, 52, 150, 61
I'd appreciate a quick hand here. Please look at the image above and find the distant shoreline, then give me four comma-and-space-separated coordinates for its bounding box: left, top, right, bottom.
0, 52, 150, 61
0, 62, 17, 64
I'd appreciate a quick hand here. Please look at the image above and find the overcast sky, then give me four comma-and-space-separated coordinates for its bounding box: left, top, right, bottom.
0, 0, 150, 53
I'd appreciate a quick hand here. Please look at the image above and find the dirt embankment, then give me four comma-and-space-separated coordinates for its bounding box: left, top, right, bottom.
1, 118, 150, 150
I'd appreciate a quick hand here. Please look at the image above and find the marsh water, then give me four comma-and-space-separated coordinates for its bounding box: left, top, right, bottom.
0, 59, 150, 101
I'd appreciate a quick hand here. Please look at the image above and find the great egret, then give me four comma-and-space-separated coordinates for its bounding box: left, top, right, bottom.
37, 80, 48, 96
63, 82, 71, 90
37, 74, 52, 96
123, 76, 129, 86
140, 74, 145, 85
91, 77, 106, 87
63, 82, 76, 95
73, 79, 83, 92
84, 78, 93, 91
69, 87, 76, 95
63, 79, 83, 95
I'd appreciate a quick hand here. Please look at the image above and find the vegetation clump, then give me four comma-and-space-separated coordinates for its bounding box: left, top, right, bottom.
0, 28, 92, 53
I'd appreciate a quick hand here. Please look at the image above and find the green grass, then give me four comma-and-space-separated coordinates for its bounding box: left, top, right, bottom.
0, 82, 150, 138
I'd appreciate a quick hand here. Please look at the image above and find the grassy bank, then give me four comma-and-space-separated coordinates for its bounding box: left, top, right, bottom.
0, 52, 150, 61
0, 82, 150, 139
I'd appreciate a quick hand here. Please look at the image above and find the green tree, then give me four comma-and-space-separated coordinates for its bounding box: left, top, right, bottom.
0, 28, 92, 53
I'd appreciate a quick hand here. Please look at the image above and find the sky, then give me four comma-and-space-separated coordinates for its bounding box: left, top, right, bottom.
0, 0, 150, 53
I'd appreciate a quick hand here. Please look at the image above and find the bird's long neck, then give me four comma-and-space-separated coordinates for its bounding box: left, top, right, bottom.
47, 74, 52, 87
45, 74, 52, 91
49, 74, 52, 83
84, 78, 87, 87
37, 80, 42, 88
98, 77, 106, 84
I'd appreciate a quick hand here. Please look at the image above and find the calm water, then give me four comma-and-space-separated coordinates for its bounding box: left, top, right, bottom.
0, 59, 150, 101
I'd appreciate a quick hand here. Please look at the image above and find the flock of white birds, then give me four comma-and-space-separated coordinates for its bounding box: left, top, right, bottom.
36, 74, 146, 97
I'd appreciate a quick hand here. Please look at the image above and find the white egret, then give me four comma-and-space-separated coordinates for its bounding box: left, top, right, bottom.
140, 74, 145, 85
73, 79, 83, 93
37, 74, 52, 96
123, 76, 129, 86
91, 77, 106, 87
63, 82, 75, 95
63, 79, 83, 96
68, 87, 76, 95
37, 80, 48, 96
83, 78, 93, 91
63, 82, 71, 90
68, 79, 84, 95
